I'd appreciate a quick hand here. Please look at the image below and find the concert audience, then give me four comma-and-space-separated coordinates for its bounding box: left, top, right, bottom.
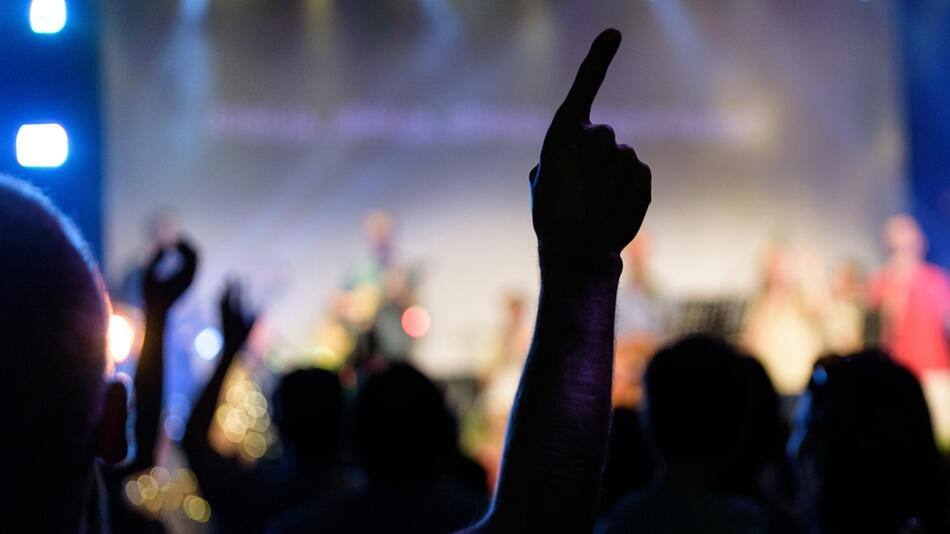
268, 362, 487, 533
596, 335, 792, 534
182, 281, 352, 533
4, 25, 950, 534
598, 407, 655, 517
789, 350, 950, 533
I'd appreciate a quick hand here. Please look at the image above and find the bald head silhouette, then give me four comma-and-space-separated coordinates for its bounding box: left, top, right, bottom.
0, 175, 127, 531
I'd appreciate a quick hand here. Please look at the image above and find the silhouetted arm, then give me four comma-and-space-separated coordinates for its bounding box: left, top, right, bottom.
183, 281, 256, 462
129, 241, 197, 472
463, 29, 651, 534
182, 344, 234, 461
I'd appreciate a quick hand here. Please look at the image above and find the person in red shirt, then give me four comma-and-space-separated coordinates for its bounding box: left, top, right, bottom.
868, 214, 950, 377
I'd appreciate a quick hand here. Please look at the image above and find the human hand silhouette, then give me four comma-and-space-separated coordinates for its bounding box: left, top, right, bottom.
143, 240, 198, 313
530, 29, 650, 265
220, 280, 256, 357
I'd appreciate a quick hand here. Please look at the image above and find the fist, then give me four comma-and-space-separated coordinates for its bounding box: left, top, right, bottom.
143, 240, 198, 312
219, 279, 257, 356
531, 29, 651, 265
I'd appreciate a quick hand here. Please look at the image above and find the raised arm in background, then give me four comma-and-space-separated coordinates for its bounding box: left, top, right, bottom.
129, 240, 198, 472
464, 28, 651, 534
182, 280, 256, 460
99, 240, 197, 534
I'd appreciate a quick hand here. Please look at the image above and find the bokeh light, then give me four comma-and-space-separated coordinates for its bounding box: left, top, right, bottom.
125, 480, 143, 506
309, 345, 341, 369
164, 414, 185, 441
194, 327, 223, 360
242, 431, 267, 459
175, 468, 198, 494
401, 305, 431, 338
108, 314, 136, 364
123, 468, 205, 521
213, 370, 273, 460
184, 495, 211, 522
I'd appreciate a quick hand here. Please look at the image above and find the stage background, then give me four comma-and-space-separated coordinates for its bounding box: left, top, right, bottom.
103, 0, 905, 376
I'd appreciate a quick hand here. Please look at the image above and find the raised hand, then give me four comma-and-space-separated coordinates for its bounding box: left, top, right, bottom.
183, 279, 258, 491
220, 280, 256, 357
462, 29, 651, 534
143, 240, 198, 313
122, 239, 197, 478
530, 28, 650, 264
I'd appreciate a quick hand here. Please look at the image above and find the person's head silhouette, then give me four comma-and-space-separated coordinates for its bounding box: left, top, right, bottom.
353, 362, 456, 484
725, 356, 788, 494
271, 368, 343, 467
789, 350, 949, 533
644, 334, 780, 489
0, 175, 128, 531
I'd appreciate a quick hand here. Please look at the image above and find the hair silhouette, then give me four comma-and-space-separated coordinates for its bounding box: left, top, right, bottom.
353, 362, 456, 483
0, 175, 123, 532
795, 350, 950, 533
273, 368, 345, 466
645, 335, 760, 476
598, 334, 787, 534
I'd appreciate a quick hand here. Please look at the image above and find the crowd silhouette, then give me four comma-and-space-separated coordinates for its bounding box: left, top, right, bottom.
2, 28, 949, 534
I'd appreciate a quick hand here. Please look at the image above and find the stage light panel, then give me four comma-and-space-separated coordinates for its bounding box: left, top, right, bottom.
16, 123, 69, 167
30, 0, 67, 34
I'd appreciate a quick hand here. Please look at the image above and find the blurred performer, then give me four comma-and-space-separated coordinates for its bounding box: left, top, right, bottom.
796, 250, 866, 356
868, 215, 950, 449
868, 215, 950, 376
347, 210, 397, 288
742, 241, 823, 396
820, 259, 866, 355
614, 232, 670, 408
474, 293, 532, 487
317, 211, 420, 371
355, 211, 418, 361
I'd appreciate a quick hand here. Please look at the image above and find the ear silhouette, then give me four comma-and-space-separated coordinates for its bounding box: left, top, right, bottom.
96, 380, 129, 465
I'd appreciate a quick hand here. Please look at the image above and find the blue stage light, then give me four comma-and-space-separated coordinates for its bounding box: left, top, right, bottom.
30, 0, 67, 34
16, 123, 69, 167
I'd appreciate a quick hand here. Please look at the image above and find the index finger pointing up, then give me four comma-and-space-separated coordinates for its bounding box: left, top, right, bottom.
558, 28, 622, 123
